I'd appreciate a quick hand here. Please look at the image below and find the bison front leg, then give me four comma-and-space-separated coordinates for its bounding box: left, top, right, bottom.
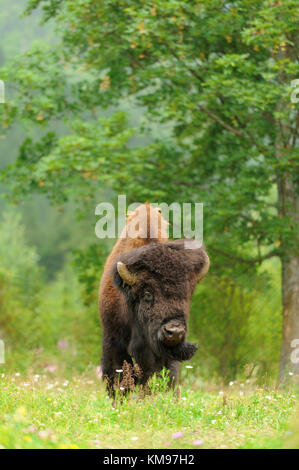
101, 333, 133, 399
167, 360, 181, 398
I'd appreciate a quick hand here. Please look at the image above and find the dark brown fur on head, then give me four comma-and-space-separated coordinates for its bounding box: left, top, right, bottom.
113, 239, 209, 362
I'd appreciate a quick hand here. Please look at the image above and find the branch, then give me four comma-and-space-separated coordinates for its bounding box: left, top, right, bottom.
196, 104, 248, 139
170, 180, 209, 190
165, 46, 262, 147
151, 46, 261, 144
209, 247, 279, 265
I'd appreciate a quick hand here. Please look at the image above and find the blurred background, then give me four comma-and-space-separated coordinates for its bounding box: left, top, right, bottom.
0, 0, 297, 386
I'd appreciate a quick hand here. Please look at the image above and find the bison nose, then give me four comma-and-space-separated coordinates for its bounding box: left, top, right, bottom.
162, 324, 185, 346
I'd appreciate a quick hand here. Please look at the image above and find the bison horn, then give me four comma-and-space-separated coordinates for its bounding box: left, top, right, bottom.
117, 261, 137, 286
198, 251, 210, 280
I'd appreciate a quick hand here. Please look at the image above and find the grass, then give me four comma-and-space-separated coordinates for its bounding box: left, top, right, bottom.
0, 367, 298, 449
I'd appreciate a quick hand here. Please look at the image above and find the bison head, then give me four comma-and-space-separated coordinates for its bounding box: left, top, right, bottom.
113, 239, 209, 362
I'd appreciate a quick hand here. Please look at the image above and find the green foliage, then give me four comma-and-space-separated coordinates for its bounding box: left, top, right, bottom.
147, 367, 172, 395
0, 0, 54, 62
25, 0, 64, 21
35, 264, 101, 372
0, 210, 41, 287
73, 243, 108, 305
0, 210, 44, 346
189, 260, 282, 382
0, 210, 100, 372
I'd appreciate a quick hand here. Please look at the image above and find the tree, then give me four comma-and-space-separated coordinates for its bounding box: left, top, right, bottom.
0, 0, 298, 380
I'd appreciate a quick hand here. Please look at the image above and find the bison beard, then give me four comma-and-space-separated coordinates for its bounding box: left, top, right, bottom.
156, 338, 198, 362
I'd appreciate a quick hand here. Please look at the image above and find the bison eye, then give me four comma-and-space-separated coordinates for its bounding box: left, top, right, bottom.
144, 291, 153, 303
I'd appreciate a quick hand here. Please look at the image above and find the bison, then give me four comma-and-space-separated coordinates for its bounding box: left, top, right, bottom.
99, 203, 209, 396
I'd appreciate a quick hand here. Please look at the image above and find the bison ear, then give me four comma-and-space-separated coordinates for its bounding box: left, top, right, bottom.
166, 239, 210, 281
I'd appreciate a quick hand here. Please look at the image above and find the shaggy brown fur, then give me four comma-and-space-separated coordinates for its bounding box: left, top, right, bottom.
99, 203, 209, 396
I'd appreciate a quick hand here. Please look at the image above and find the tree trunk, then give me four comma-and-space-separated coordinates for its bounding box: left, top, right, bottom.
279, 254, 299, 381
277, 171, 299, 381
275, 43, 299, 381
